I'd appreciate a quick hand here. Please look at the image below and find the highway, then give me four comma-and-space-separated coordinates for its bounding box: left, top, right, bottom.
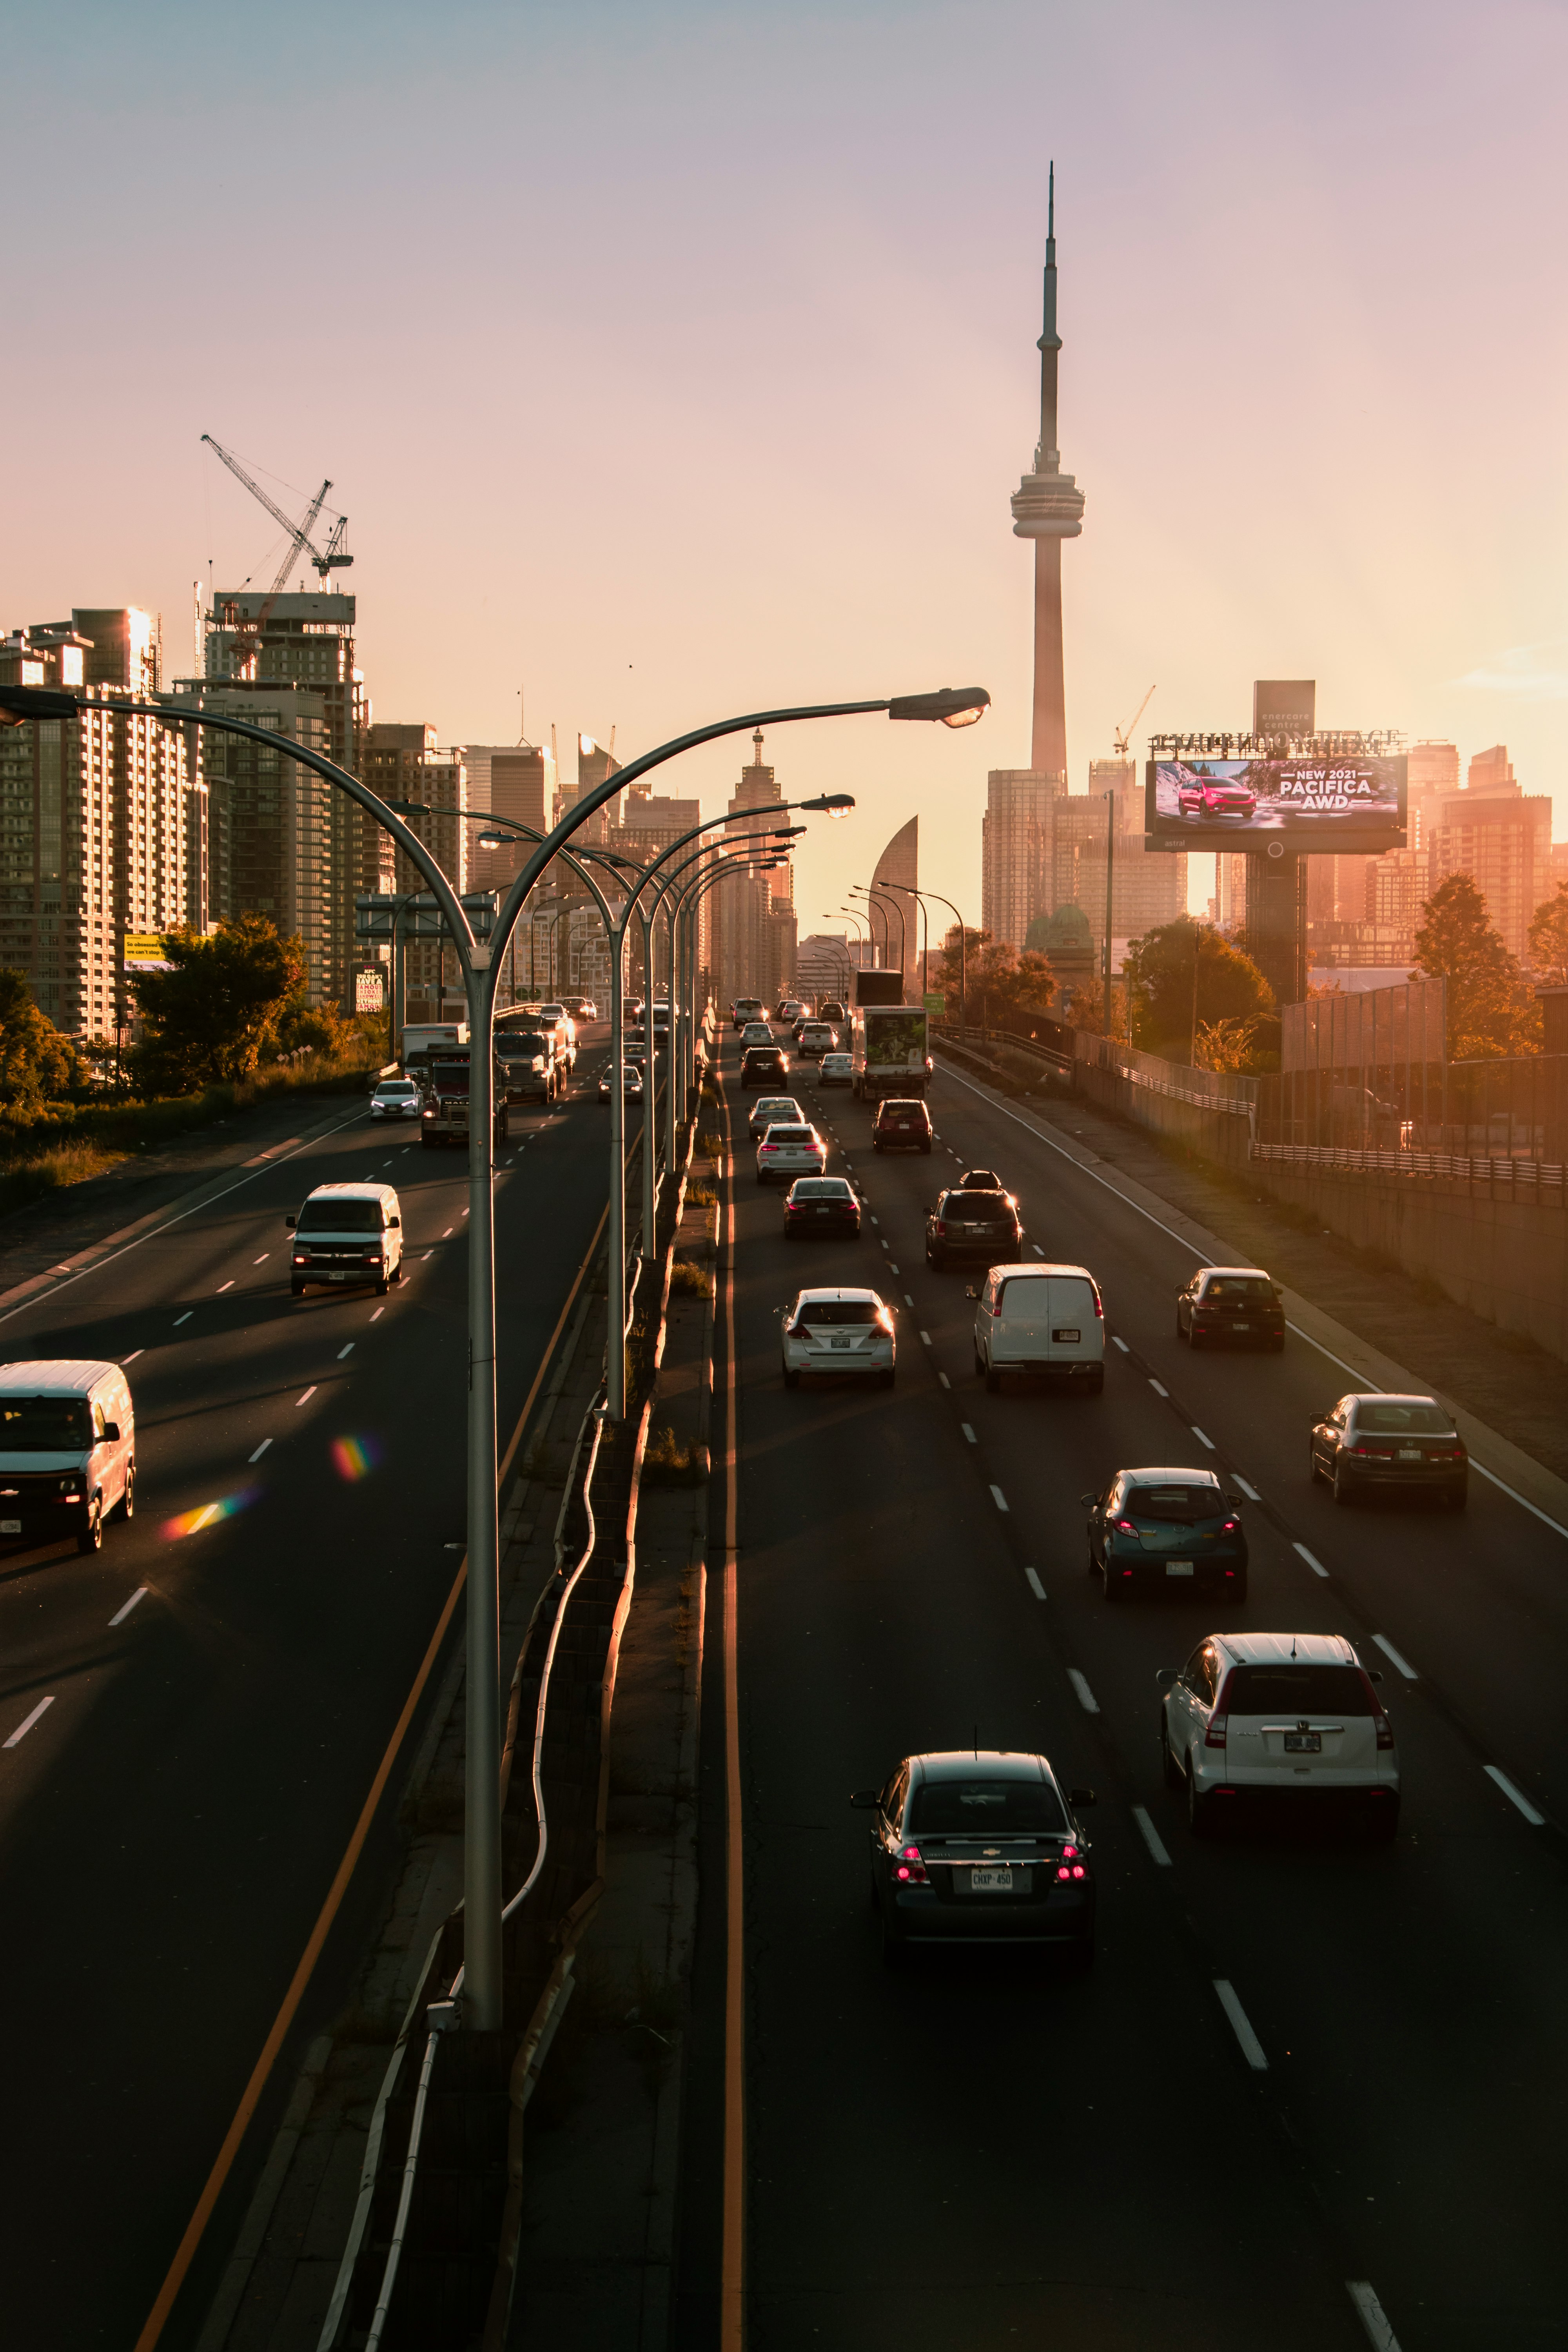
677, 1030, 1568, 2351
0, 1028, 621, 2349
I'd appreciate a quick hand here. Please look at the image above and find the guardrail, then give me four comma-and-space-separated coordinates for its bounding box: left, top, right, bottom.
1251, 1139, 1567, 1194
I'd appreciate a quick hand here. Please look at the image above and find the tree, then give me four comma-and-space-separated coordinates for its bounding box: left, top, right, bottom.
1414, 874, 1540, 1059
1528, 882, 1568, 987
0, 970, 78, 1105
268, 990, 354, 1062
931, 927, 1059, 1025
1121, 917, 1274, 1056
130, 916, 308, 1091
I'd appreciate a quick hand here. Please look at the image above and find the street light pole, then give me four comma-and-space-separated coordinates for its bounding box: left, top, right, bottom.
906, 886, 967, 1037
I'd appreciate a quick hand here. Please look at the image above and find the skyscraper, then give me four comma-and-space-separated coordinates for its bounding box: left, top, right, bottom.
709, 731, 796, 1008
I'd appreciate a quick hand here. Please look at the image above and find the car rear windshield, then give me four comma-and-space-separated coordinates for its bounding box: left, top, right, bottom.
1225, 1664, 1375, 1716
764, 1127, 813, 1143
880, 1102, 924, 1116
791, 1180, 851, 1199
1354, 1403, 1452, 1434
0, 1398, 92, 1450
909, 1777, 1066, 1834
1205, 1276, 1274, 1301
1125, 1483, 1221, 1521
497, 1033, 548, 1055
301, 1198, 385, 1232
797, 1301, 880, 1325
944, 1193, 1010, 1216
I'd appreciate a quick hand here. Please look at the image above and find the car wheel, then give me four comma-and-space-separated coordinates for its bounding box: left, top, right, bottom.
115, 1469, 136, 1524
973, 1345, 985, 1377
783, 1364, 800, 1390
1160, 1717, 1181, 1788
920, 1142, 931, 1154
984, 1361, 1001, 1394
1269, 1334, 1285, 1353
878, 1366, 895, 1390
1186, 1755, 1212, 1836
1365, 1801, 1400, 1844
376, 1272, 390, 1295
879, 1916, 906, 1970
1447, 1480, 1468, 1514
1332, 1459, 1358, 1507
78, 1504, 103, 1556
392, 1261, 403, 1283
1062, 1925, 1094, 1976
1103, 1564, 1125, 1603
1175, 1310, 1185, 1340
1084, 1368, 1104, 1396
290, 1281, 305, 1297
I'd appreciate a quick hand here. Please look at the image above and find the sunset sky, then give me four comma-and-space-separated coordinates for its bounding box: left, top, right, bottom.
5, 0, 1566, 932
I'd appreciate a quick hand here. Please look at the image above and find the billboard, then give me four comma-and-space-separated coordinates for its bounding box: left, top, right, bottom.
123, 931, 172, 972
1145, 757, 1406, 853
1252, 678, 1316, 736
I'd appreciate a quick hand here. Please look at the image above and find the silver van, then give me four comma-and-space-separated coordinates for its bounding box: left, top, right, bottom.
0, 1358, 136, 1553
969, 1263, 1105, 1394
288, 1181, 404, 1297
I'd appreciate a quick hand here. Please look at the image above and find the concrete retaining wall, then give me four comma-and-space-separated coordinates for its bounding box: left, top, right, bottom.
1073, 1055, 1253, 1171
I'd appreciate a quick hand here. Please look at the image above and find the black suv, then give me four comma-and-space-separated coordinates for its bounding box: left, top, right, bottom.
925, 1185, 1022, 1269
742, 1044, 789, 1090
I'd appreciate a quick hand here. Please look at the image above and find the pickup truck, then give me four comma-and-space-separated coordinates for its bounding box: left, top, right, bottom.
420, 1055, 510, 1148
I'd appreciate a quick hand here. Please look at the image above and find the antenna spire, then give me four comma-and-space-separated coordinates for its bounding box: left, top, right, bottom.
1047, 160, 1055, 266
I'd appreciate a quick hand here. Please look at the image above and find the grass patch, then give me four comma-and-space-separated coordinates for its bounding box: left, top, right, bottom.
669, 1260, 711, 1297
698, 1129, 725, 1160
0, 1139, 127, 1217
641, 1420, 707, 1485
686, 1182, 717, 1207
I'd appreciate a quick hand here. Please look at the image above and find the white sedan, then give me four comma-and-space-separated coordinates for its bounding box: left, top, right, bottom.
370, 1078, 423, 1121
748, 1092, 804, 1141
756, 1122, 827, 1185
598, 1063, 644, 1102
780, 1288, 896, 1389
817, 1052, 853, 1087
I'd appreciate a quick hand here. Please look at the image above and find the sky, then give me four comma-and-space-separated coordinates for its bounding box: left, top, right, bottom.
5, 0, 1567, 936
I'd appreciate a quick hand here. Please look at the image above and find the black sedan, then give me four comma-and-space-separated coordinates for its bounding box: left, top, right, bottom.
1176, 1266, 1285, 1350
1082, 1468, 1249, 1604
741, 1045, 789, 1090
1309, 1393, 1468, 1509
784, 1176, 860, 1240
925, 1185, 1022, 1268
852, 1750, 1096, 1967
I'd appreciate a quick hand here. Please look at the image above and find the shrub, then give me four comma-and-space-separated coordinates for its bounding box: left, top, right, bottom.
641, 1422, 706, 1485
669, 1260, 711, 1297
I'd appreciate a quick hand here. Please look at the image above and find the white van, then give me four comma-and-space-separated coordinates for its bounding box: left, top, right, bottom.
969, 1263, 1104, 1394
288, 1182, 405, 1298
0, 1359, 136, 1553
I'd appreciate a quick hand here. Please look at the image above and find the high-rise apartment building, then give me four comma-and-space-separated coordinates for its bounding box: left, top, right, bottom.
1428, 747, 1551, 961
462, 743, 557, 893
708, 732, 795, 1008
364, 725, 469, 1019
0, 614, 196, 1037
982, 771, 1061, 950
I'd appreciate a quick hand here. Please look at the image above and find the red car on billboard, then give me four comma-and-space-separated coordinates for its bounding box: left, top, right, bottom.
1176, 771, 1258, 819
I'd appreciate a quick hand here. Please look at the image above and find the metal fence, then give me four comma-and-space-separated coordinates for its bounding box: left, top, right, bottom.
1075, 1031, 1258, 1116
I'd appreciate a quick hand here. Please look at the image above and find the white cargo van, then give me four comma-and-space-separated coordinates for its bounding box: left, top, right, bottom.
969, 1263, 1104, 1394
0, 1359, 136, 1553
288, 1182, 405, 1297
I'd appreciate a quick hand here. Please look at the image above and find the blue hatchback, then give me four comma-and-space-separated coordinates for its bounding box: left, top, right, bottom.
1082, 1466, 1248, 1605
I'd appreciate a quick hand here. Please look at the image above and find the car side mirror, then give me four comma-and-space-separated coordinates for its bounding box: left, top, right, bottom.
1367, 1669, 1384, 1684
771, 1307, 782, 1317
285, 1214, 297, 1229
964, 1285, 979, 1300
1078, 1492, 1097, 1509
1068, 1786, 1097, 1808
1224, 1492, 1243, 1508
849, 1789, 878, 1810
389, 1216, 401, 1229
1155, 1667, 1178, 1689
100, 1421, 120, 1444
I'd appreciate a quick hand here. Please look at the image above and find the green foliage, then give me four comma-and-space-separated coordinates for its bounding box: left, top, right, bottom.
1122, 917, 1273, 1054
1415, 874, 1540, 1059
934, 926, 1059, 1019
0, 969, 79, 1105
130, 916, 308, 1091
1528, 881, 1568, 988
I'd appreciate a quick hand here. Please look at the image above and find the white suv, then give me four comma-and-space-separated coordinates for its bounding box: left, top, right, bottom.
969, 1262, 1104, 1394
780, 1288, 895, 1389
1158, 1631, 1399, 1840
756, 1122, 827, 1184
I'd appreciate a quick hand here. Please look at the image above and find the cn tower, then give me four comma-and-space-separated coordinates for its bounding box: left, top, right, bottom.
1010, 163, 1085, 779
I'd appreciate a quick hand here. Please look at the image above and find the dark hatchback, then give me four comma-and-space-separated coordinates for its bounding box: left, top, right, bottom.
1310, 1393, 1468, 1509
872, 1098, 933, 1152
854, 1750, 1096, 1967
784, 1176, 860, 1239
741, 1045, 789, 1089
1083, 1467, 1249, 1604
1176, 1267, 1285, 1350
926, 1185, 1022, 1267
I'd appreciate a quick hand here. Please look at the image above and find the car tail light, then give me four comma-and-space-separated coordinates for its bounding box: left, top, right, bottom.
934, 1221, 947, 1237
895, 1844, 928, 1884
1375, 1712, 1395, 1751
1220, 1518, 1239, 1533
1353, 1443, 1393, 1459
292, 1253, 309, 1265
1115, 1518, 1136, 1534
1091, 1287, 1104, 1320
1205, 1714, 1229, 1749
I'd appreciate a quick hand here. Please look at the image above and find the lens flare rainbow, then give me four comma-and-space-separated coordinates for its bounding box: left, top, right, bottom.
331, 1434, 382, 1482
160, 1485, 260, 1540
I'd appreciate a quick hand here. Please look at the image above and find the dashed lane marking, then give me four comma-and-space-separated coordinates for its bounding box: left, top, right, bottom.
109, 1587, 148, 1628
1032, 1242, 1045, 1256
253, 1255, 269, 1265
1484, 1765, 1546, 1825
1112, 1335, 1129, 1353
370, 1307, 385, 1323
904, 1293, 913, 1307
442, 1227, 454, 1238
1214, 1979, 1268, 2070
1024, 1566, 1046, 1600
1131, 1805, 1172, 1865
1191, 1425, 1215, 1450
122, 1349, 143, 1364
295, 1387, 316, 1408
4, 1696, 54, 1748
1149, 1378, 1168, 1397
938, 1372, 950, 1389
989, 1484, 1009, 1512
1066, 1668, 1099, 1715
250, 1439, 272, 1463
1233, 1475, 1261, 1501
174, 1312, 193, 1327
920, 1331, 931, 1346
960, 1423, 976, 1443
1293, 1542, 1330, 1579
337, 1343, 354, 1361
1372, 1632, 1418, 1680
216, 1281, 234, 1294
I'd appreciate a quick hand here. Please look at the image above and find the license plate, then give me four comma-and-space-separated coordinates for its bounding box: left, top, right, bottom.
1233, 1321, 1250, 1330
0, 1519, 19, 1534
328, 1272, 347, 1282
1053, 1328, 1080, 1344
1285, 1731, 1321, 1753
1397, 1447, 1422, 1460
829, 1336, 852, 1351
1165, 1560, 1194, 1576
815, 1209, 831, 1216
968, 1866, 1013, 1893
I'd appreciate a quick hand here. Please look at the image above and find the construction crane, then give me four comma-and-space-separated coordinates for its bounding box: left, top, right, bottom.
1114, 684, 1156, 758
200, 434, 353, 592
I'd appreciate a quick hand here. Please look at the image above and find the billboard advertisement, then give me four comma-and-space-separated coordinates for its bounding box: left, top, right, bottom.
1145, 757, 1406, 852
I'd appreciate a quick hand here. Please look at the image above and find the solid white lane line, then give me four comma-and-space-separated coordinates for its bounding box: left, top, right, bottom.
989, 1484, 1009, 1512
122, 1349, 143, 1364
174, 1311, 193, 1327
254, 1254, 268, 1264
250, 1439, 272, 1463
1131, 1805, 1172, 1866
1024, 1566, 1046, 1600
1346, 2279, 1404, 2351
216, 1281, 234, 1294
1293, 1541, 1330, 1579
1149, 1378, 1168, 1397
1112, 1335, 1129, 1353
1191, 1425, 1216, 1450
920, 1331, 931, 1346
295, 1387, 316, 1407
1372, 1632, 1418, 1680
1233, 1475, 1261, 1501
960, 1423, 976, 1443
4, 1696, 54, 1748
1484, 1764, 1546, 1825
1066, 1668, 1099, 1715
938, 1372, 951, 1389
109, 1587, 148, 1627
337, 1343, 354, 1360
370, 1307, 385, 1323
1213, 1980, 1268, 2070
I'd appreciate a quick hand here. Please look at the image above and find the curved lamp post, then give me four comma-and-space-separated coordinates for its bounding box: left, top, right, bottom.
0, 675, 985, 2034
906, 884, 967, 1030
852, 883, 906, 982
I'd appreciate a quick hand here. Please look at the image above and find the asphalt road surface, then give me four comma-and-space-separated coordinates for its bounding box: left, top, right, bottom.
0, 1026, 635, 2348
676, 1032, 1568, 2352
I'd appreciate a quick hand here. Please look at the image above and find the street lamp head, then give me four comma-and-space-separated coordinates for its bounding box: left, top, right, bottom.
769, 825, 808, 840
476, 832, 511, 849
886, 686, 990, 728
0, 682, 84, 727
800, 792, 856, 816
385, 797, 434, 815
